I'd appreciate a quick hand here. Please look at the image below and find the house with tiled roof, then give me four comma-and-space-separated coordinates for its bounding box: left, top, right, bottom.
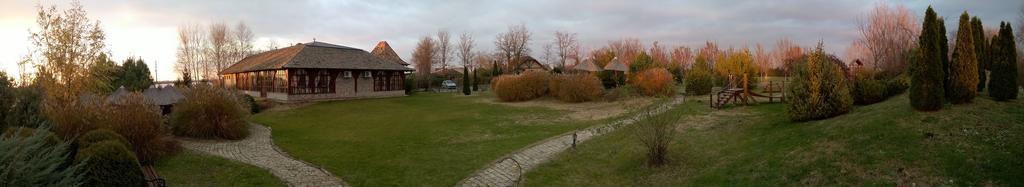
220, 41, 413, 102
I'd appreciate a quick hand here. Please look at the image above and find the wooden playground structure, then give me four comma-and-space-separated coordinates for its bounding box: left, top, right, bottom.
710, 74, 787, 109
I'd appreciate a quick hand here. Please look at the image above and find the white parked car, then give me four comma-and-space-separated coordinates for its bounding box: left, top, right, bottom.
442, 80, 457, 89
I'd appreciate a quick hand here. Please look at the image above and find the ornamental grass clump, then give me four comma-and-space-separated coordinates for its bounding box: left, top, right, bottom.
549, 74, 603, 102
171, 85, 250, 140
491, 71, 550, 102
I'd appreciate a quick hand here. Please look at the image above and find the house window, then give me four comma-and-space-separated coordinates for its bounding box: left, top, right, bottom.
362, 71, 372, 78
289, 69, 335, 95
343, 71, 353, 78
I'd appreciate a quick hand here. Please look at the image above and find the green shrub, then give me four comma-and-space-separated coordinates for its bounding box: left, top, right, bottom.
0, 126, 83, 186
6, 85, 46, 130
910, 7, 946, 111
684, 68, 714, 95
491, 71, 550, 102
786, 44, 853, 122
3, 127, 61, 145
550, 74, 604, 102
603, 86, 634, 101
239, 93, 259, 114
106, 92, 179, 162
404, 76, 415, 95
171, 85, 250, 140
77, 129, 129, 150
852, 76, 887, 105
75, 140, 144, 187
629, 68, 676, 97
885, 74, 911, 97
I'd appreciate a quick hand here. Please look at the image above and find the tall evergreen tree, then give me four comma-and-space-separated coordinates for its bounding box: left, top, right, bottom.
989, 22, 1020, 100
948, 12, 979, 104
910, 6, 945, 111
938, 18, 952, 100
971, 17, 989, 91
462, 66, 471, 95
118, 57, 154, 91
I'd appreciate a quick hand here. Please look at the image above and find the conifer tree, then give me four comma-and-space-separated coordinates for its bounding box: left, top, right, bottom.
948, 12, 979, 103
462, 66, 471, 95
938, 18, 952, 100
910, 6, 945, 111
989, 22, 1019, 100
971, 17, 989, 91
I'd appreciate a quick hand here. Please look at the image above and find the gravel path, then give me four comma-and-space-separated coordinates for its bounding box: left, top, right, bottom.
457, 96, 686, 187
180, 124, 345, 187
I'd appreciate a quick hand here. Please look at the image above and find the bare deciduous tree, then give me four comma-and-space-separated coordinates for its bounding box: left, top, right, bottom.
854, 3, 920, 73
207, 22, 230, 80
649, 41, 670, 67
609, 38, 643, 64
698, 41, 720, 63
232, 21, 255, 63
495, 24, 532, 71
775, 38, 803, 75
413, 36, 437, 90
553, 31, 580, 69
176, 23, 205, 82
671, 46, 694, 71
458, 33, 475, 68
753, 43, 771, 76
435, 30, 453, 71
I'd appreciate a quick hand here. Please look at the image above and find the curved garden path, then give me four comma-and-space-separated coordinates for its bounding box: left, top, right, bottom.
180, 124, 346, 187
457, 95, 686, 187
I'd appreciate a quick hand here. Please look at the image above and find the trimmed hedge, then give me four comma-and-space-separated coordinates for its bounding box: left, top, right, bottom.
75, 140, 145, 187
786, 45, 853, 122
171, 85, 250, 140
852, 73, 910, 105
549, 74, 604, 102
491, 71, 550, 102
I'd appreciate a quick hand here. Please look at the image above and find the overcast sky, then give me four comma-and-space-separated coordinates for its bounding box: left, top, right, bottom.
0, 0, 1021, 81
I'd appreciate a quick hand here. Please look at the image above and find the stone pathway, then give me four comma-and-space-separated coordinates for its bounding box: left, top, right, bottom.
180, 124, 345, 187
457, 95, 686, 187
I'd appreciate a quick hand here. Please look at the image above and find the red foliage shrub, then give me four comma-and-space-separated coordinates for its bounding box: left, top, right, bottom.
491, 71, 550, 102
550, 74, 604, 102
630, 68, 676, 97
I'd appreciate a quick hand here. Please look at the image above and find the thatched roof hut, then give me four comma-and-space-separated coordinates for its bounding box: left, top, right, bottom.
603, 57, 629, 72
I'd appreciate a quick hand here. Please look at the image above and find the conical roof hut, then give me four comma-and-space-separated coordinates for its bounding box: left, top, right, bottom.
603, 57, 629, 72
370, 41, 409, 66
572, 58, 602, 72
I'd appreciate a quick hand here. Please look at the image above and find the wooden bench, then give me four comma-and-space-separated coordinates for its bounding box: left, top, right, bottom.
142, 165, 166, 187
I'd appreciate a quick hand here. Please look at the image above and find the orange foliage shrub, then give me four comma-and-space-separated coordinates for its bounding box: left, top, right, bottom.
491, 71, 549, 102
550, 74, 604, 102
630, 68, 676, 97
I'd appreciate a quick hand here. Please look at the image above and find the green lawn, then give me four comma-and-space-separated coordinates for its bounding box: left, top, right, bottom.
155, 151, 285, 187
525, 93, 1024, 186
252, 92, 640, 186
